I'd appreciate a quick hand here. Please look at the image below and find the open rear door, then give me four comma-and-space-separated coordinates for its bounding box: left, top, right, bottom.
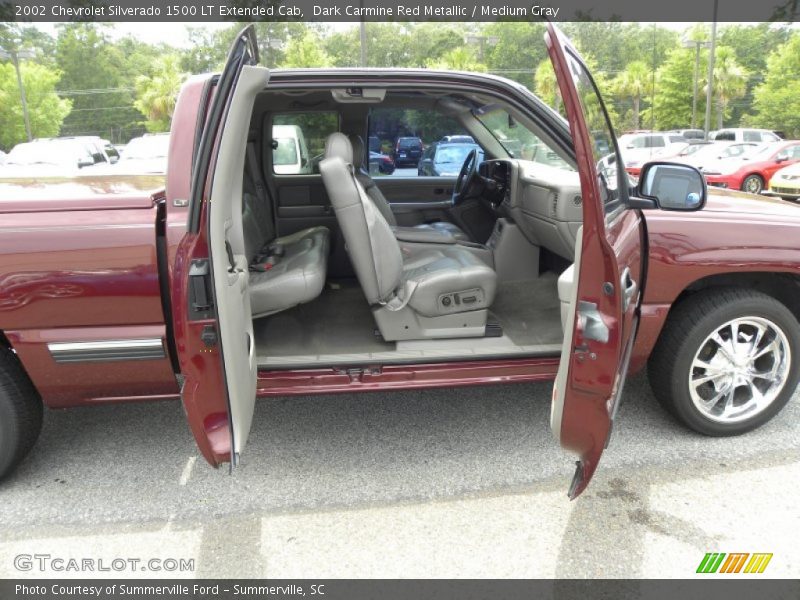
170, 26, 264, 468
547, 24, 646, 499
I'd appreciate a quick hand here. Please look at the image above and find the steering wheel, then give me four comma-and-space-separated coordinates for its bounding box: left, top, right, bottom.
452, 148, 479, 205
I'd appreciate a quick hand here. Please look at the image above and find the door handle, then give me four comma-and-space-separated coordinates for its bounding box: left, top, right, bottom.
621, 267, 638, 311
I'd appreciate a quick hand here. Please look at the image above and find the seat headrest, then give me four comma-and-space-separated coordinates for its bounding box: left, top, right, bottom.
324, 132, 353, 164
348, 134, 365, 169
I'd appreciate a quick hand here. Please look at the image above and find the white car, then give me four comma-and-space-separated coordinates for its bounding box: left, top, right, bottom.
0, 150, 6, 165
0, 139, 97, 178
672, 141, 759, 171
617, 132, 690, 173
272, 124, 310, 175
711, 128, 782, 143
87, 133, 170, 175
765, 161, 800, 200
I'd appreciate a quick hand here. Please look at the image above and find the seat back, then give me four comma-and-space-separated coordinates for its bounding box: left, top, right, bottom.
242, 140, 276, 260
320, 133, 403, 304
349, 134, 397, 226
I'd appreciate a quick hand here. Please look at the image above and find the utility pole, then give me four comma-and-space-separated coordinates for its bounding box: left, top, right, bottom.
682, 36, 712, 130
703, 0, 719, 140
0, 47, 35, 142
360, 21, 367, 67
464, 34, 499, 61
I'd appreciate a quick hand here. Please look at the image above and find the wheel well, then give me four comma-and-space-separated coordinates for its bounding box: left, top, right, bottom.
673, 272, 800, 323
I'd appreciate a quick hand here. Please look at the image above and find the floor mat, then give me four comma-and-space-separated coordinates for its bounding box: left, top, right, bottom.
254, 281, 394, 357
490, 273, 563, 346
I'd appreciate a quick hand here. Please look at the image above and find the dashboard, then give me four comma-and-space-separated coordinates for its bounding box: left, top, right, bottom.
479, 159, 582, 260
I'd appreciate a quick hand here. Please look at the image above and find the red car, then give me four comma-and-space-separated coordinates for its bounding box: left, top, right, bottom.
1, 26, 800, 500
702, 141, 800, 194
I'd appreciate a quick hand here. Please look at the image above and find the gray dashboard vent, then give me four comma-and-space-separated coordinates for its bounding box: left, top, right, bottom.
573, 195, 582, 206
551, 191, 559, 217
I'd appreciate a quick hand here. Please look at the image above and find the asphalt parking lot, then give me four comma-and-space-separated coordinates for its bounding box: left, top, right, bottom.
0, 374, 798, 579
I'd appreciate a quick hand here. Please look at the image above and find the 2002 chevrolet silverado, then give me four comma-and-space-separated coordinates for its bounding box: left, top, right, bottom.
1, 25, 799, 498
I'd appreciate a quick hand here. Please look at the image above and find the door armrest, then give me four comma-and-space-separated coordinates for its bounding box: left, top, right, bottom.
392, 226, 456, 245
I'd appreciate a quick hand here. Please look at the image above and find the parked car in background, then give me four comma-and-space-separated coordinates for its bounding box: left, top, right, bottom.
272, 124, 310, 175
418, 142, 485, 176
711, 128, 782, 143
0, 138, 97, 177
439, 135, 475, 144
703, 141, 800, 194
0, 150, 6, 165
672, 141, 759, 171
368, 151, 395, 174
765, 161, 800, 200
617, 132, 689, 175
367, 136, 381, 153
393, 136, 423, 167
670, 128, 705, 140
97, 133, 170, 175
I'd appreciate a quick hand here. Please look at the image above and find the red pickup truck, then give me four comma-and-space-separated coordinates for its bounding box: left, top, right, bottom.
1, 25, 799, 498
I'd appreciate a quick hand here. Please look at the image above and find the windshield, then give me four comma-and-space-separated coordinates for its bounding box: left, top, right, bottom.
475, 106, 573, 170
122, 136, 169, 161
6, 141, 89, 166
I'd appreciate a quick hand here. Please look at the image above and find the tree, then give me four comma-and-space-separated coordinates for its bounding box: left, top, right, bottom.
534, 59, 560, 112
483, 22, 547, 89
613, 61, 652, 130
708, 47, 748, 129
748, 35, 800, 138
133, 55, 185, 132
642, 46, 703, 130
426, 47, 486, 72
280, 30, 331, 68
0, 61, 72, 149
55, 24, 140, 142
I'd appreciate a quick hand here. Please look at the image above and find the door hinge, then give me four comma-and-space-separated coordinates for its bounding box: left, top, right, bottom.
200, 325, 218, 348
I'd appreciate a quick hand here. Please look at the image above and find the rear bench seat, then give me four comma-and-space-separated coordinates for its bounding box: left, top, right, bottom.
242, 151, 329, 318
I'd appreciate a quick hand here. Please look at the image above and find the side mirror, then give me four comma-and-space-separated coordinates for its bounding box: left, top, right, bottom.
775, 156, 788, 163
77, 157, 94, 168
638, 162, 706, 211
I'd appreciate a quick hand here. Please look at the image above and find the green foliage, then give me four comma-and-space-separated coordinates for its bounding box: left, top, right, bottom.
281, 30, 331, 68
0, 61, 72, 150
709, 47, 748, 129
426, 47, 486, 72
748, 35, 800, 138
535, 59, 560, 112
133, 55, 185, 133
641, 46, 700, 130
613, 61, 652, 130
54, 24, 141, 142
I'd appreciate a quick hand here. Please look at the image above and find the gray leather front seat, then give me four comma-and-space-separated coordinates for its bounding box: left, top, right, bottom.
242, 142, 329, 318
349, 135, 470, 242
320, 133, 496, 341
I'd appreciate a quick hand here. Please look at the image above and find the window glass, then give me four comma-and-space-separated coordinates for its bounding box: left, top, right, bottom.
715, 131, 735, 141
743, 130, 762, 142
560, 48, 624, 214
271, 112, 338, 175
368, 108, 476, 177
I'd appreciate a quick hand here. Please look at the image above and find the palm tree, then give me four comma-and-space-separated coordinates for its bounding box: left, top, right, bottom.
133, 55, 185, 132
614, 61, 652, 130
709, 47, 748, 129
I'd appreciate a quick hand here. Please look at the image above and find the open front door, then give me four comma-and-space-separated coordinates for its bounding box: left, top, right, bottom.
171, 26, 264, 468
547, 24, 646, 499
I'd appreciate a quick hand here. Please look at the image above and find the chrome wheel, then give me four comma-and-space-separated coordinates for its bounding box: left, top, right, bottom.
743, 175, 763, 194
689, 317, 791, 424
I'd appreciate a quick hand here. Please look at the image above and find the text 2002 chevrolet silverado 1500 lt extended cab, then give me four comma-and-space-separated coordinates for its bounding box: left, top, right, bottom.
1, 25, 799, 498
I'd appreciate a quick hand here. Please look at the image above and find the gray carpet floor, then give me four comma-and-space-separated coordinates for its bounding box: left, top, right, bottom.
254, 274, 563, 358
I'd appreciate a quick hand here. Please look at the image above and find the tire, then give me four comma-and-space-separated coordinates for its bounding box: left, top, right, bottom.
648, 288, 800, 436
741, 174, 764, 195
0, 347, 43, 480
